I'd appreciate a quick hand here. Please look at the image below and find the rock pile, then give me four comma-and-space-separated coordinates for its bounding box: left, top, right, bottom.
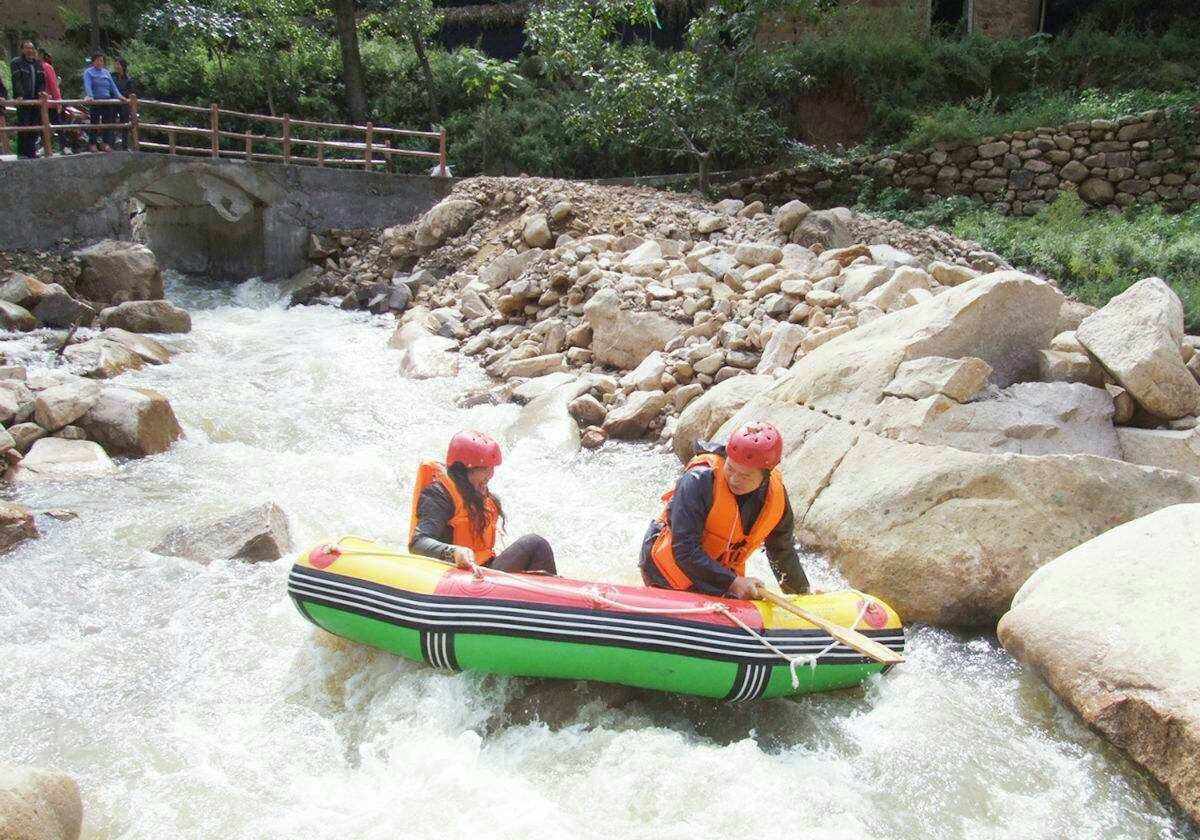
291, 177, 1009, 446
0, 240, 191, 336
727, 108, 1200, 216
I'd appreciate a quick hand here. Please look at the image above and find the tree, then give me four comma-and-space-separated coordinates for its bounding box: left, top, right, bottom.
373, 0, 444, 125
89, 0, 103, 52
526, 0, 816, 187
332, 0, 369, 123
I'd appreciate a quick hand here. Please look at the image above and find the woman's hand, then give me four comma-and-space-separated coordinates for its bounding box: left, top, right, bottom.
450, 546, 476, 570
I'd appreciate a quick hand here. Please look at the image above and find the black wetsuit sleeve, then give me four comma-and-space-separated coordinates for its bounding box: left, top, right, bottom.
668, 468, 738, 596
408, 483, 457, 562
763, 493, 810, 594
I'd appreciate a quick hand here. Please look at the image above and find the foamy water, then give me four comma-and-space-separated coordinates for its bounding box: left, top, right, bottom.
0, 277, 1192, 839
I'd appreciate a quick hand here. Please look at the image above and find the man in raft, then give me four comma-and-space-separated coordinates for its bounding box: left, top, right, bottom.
409, 431, 558, 575
639, 421, 810, 600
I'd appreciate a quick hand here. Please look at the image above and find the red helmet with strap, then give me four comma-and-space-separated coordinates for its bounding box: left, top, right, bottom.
726, 422, 783, 469
446, 431, 502, 469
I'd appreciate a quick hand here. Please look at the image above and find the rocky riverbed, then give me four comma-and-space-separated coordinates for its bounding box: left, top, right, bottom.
1, 177, 1198, 837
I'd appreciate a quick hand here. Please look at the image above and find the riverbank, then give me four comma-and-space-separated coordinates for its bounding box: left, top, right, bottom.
1, 274, 1195, 838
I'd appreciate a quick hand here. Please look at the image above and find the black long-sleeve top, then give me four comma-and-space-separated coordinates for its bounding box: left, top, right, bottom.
409, 482, 468, 562
9, 57, 46, 100
639, 444, 809, 597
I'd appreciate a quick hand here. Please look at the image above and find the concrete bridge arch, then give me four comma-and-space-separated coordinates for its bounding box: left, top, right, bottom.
0, 152, 451, 279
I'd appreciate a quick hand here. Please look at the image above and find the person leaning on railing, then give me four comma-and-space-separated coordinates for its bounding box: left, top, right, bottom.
10, 40, 47, 159
112, 58, 138, 150
82, 51, 125, 153
39, 50, 63, 155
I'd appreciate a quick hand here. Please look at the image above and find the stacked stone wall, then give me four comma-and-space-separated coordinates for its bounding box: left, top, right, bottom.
726, 109, 1200, 216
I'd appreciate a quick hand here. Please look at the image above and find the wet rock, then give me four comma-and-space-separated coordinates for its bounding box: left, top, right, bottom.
584, 288, 680, 370
0, 764, 81, 840
8, 423, 47, 454
581, 426, 606, 449
32, 286, 94, 328
602, 390, 670, 438
568, 394, 607, 426
511, 373, 576, 404
100, 329, 171, 365
96, 300, 192, 334
998, 504, 1200, 824
499, 353, 567, 380
74, 239, 163, 304
77, 386, 183, 457
882, 356, 992, 403
153, 502, 293, 564
0, 300, 37, 331
62, 338, 144, 379
9, 439, 116, 482
0, 503, 38, 554
33, 380, 101, 431
1076, 278, 1200, 420
0, 272, 50, 309
388, 310, 460, 380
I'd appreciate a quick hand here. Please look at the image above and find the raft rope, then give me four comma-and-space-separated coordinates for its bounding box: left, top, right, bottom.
326, 542, 872, 690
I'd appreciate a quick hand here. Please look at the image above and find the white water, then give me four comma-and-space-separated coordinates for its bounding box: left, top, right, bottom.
0, 277, 1193, 840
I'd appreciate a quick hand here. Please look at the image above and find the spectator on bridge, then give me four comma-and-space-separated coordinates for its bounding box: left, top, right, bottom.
40, 50, 63, 155
10, 41, 48, 159
83, 52, 124, 153
113, 58, 138, 150
0, 74, 7, 153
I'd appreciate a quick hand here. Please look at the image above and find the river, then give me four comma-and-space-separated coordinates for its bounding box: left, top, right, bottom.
0, 276, 1193, 839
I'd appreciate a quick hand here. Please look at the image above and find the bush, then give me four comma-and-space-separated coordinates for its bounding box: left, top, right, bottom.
951, 194, 1200, 330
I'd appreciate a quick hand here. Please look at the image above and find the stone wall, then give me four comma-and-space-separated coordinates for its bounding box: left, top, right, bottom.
725, 108, 1200, 216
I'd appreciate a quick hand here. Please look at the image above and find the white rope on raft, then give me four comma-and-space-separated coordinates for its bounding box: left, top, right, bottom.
327, 543, 873, 690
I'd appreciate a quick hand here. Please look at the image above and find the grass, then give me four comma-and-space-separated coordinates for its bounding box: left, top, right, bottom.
857, 189, 1200, 331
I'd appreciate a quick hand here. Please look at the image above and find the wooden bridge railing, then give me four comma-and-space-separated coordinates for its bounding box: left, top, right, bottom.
0, 94, 448, 174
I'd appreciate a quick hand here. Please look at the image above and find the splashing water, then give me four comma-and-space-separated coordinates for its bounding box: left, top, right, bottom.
0, 277, 1193, 840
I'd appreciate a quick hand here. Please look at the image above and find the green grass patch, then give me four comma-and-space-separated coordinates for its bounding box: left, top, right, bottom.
857, 189, 1200, 331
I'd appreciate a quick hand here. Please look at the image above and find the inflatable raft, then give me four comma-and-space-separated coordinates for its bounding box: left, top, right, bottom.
288, 537, 906, 700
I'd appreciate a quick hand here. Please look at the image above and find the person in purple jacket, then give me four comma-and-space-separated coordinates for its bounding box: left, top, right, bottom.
82, 52, 125, 153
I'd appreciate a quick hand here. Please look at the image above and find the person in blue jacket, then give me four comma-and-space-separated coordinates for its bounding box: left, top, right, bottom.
82, 52, 125, 153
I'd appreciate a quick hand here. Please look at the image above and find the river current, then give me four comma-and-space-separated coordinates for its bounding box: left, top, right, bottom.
1, 276, 1193, 839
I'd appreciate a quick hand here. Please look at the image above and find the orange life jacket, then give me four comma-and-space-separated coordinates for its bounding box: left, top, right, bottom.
650, 453, 786, 591
409, 461, 500, 564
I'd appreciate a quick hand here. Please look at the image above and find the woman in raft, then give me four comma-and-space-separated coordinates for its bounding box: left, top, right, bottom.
408, 431, 557, 575
639, 421, 810, 600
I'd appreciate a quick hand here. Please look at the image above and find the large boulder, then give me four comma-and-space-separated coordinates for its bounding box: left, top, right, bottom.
1116, 426, 1200, 479
100, 328, 171, 365
720, 398, 1200, 626
74, 240, 163, 304
584, 287, 680, 370
96, 300, 191, 334
62, 337, 144, 379
997, 504, 1200, 824
77, 386, 183, 457
673, 374, 773, 461
0, 272, 51, 309
0, 502, 38, 554
152, 502, 292, 564
777, 271, 1064, 419
388, 309, 460, 380
0, 765, 82, 840
32, 286, 95, 329
9, 439, 116, 482
0, 300, 38, 331
602, 390, 670, 439
790, 208, 852, 251
414, 199, 480, 248
873, 382, 1122, 459
33, 380, 101, 432
1076, 278, 1200, 420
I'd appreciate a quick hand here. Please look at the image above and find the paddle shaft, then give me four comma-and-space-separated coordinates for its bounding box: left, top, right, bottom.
759, 590, 905, 666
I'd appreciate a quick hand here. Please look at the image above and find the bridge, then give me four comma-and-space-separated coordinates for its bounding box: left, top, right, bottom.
0, 97, 452, 279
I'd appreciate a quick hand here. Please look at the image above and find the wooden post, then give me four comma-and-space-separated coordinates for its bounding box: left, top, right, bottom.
317, 139, 325, 167
245, 131, 252, 161
438, 126, 447, 177
128, 95, 139, 151
39, 93, 53, 157
0, 104, 8, 154
168, 128, 177, 156
210, 103, 219, 157
282, 115, 291, 165
364, 122, 374, 169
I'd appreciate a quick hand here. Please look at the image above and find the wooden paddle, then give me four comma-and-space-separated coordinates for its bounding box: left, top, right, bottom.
759, 589, 905, 666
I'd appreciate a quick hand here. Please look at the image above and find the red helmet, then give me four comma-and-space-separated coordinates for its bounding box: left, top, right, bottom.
446, 431, 502, 469
726, 422, 783, 469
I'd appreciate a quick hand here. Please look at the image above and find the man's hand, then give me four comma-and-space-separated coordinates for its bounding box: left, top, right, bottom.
727, 576, 766, 600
